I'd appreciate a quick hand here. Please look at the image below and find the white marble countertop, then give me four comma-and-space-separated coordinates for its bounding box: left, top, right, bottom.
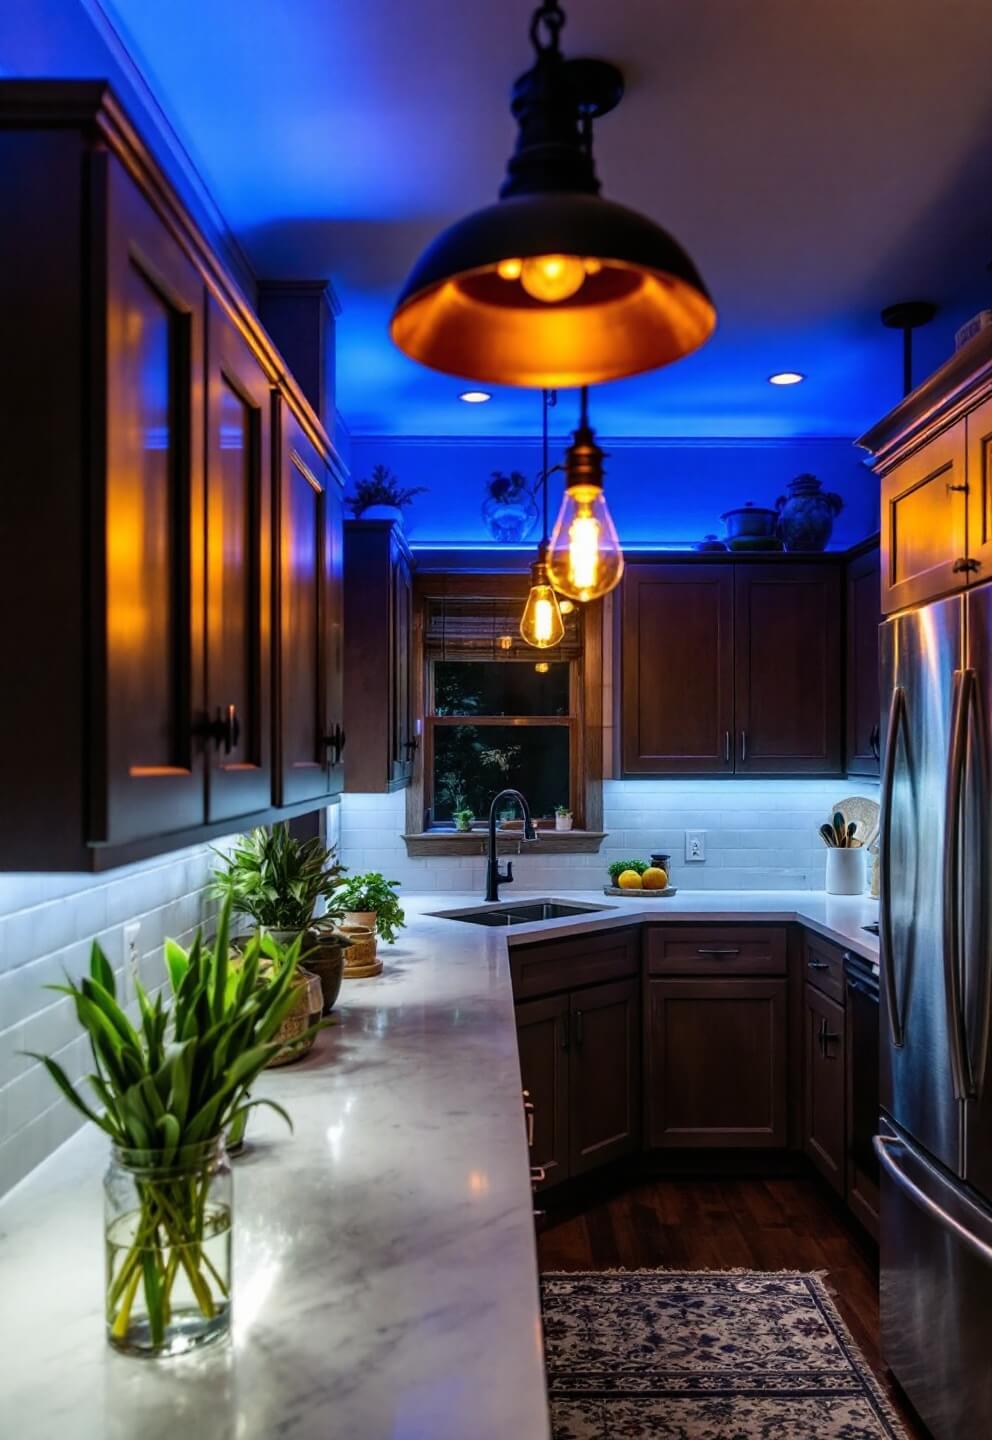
0, 889, 877, 1440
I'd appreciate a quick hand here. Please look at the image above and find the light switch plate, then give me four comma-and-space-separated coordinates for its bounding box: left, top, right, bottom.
685, 830, 706, 862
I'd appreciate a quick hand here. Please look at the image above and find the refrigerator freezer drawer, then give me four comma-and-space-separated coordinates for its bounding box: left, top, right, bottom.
877, 1119, 992, 1440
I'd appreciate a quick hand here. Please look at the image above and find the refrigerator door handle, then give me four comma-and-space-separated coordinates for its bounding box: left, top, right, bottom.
879, 684, 907, 1047
943, 669, 973, 1100
875, 1132, 992, 1267
963, 669, 992, 1099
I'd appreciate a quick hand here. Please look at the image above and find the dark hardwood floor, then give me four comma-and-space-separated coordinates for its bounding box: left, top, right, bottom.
537, 1173, 928, 1438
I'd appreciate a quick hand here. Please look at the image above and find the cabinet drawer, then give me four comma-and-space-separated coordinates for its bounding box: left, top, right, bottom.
510, 927, 640, 1000
803, 932, 846, 1004
645, 925, 787, 976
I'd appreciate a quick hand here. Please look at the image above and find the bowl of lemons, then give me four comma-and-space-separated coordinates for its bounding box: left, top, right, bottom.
605, 859, 676, 897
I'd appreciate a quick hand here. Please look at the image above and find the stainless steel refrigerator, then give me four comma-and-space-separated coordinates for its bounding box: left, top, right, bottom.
877, 586, 992, 1438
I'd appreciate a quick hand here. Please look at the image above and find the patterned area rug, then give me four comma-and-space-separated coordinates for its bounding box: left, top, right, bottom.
541, 1270, 908, 1439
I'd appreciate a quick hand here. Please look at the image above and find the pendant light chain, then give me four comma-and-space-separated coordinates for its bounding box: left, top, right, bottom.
530, 0, 566, 56
540, 386, 558, 543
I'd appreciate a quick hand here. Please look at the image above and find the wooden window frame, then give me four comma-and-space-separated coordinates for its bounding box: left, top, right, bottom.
404, 573, 605, 853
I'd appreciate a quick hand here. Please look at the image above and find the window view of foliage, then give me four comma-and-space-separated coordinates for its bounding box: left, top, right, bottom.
433, 725, 569, 822
433, 661, 568, 717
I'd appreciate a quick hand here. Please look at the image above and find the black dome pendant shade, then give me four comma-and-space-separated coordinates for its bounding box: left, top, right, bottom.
390, 2, 716, 388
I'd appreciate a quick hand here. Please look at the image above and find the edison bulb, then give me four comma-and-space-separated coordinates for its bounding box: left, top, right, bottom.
520, 254, 585, 303
547, 484, 624, 602
520, 568, 565, 649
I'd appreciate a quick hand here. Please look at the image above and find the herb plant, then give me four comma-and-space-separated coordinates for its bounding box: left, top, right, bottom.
335, 872, 406, 944
31, 898, 303, 1349
346, 463, 426, 518
607, 858, 649, 884
485, 470, 534, 503
555, 805, 572, 817
210, 826, 344, 933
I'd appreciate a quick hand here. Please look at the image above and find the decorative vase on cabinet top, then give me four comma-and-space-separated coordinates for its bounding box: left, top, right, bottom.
775, 475, 843, 552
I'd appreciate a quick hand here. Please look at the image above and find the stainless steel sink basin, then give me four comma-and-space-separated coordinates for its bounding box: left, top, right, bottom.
430, 898, 614, 927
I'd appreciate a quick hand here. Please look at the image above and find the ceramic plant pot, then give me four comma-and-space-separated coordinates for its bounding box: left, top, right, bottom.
482, 490, 539, 543
340, 922, 382, 978
303, 931, 349, 1013
825, 847, 866, 896
775, 475, 843, 552
555, 815, 573, 831
268, 968, 323, 1066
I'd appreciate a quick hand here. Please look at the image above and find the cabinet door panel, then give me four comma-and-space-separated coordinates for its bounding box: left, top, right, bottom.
99, 159, 205, 843
804, 985, 846, 1195
391, 545, 414, 784
622, 564, 734, 774
274, 404, 343, 806
569, 978, 641, 1176
846, 546, 881, 776
516, 993, 570, 1189
735, 564, 842, 774
205, 299, 271, 820
881, 422, 967, 613
967, 394, 992, 582
647, 978, 788, 1147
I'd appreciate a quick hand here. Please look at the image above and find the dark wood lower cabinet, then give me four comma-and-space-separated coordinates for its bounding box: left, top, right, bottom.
569, 978, 641, 1176
647, 978, 788, 1148
804, 984, 846, 1194
515, 993, 569, 1189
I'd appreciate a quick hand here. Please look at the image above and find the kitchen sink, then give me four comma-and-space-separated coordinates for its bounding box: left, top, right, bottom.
430, 898, 614, 927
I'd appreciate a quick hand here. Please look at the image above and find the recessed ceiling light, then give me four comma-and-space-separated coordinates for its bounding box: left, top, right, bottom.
768, 371, 805, 386
459, 390, 492, 403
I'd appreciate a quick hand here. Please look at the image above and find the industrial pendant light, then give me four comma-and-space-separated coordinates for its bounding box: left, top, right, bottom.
546, 388, 623, 602
390, 1, 716, 388
520, 389, 566, 650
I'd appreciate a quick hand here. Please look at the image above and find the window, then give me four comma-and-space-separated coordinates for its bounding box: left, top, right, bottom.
416, 580, 591, 831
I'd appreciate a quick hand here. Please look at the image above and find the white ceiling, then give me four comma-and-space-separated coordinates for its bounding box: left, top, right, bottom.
102, 0, 992, 438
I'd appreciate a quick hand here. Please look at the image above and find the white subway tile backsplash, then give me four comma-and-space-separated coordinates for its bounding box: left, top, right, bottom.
339, 779, 879, 899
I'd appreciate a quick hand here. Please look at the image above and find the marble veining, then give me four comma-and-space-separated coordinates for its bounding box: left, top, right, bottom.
0, 890, 877, 1440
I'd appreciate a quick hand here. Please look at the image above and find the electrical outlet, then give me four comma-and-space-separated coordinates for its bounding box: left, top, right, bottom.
685, 830, 706, 863
123, 921, 141, 995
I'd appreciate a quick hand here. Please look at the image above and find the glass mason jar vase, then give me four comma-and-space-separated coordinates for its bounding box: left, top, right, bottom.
104, 1137, 233, 1358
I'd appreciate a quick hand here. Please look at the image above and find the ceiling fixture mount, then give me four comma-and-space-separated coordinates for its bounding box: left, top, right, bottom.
768, 371, 805, 386
391, 0, 716, 388
881, 300, 937, 397
547, 388, 624, 603
459, 390, 492, 403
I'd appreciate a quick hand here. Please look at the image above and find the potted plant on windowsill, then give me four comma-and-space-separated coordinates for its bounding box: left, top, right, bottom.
334, 873, 405, 978
555, 805, 573, 832
346, 463, 426, 529
453, 807, 475, 833
209, 826, 350, 1016
31, 898, 305, 1359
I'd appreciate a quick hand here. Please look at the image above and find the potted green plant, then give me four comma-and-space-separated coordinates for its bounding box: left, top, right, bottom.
31, 898, 303, 1358
454, 807, 475, 833
210, 826, 349, 1014
346, 463, 426, 527
482, 469, 539, 542
555, 804, 573, 832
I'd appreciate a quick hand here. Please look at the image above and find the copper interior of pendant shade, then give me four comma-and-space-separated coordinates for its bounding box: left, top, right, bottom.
391, 264, 715, 388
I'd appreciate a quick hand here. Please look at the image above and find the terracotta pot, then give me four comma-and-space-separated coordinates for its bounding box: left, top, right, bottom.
339, 922, 382, 978
343, 909, 377, 932
268, 967, 323, 1066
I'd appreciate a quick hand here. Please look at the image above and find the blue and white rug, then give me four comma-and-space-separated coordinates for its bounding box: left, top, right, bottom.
541, 1270, 908, 1438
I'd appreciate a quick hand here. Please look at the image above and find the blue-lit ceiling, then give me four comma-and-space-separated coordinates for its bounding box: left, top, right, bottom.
11, 0, 992, 438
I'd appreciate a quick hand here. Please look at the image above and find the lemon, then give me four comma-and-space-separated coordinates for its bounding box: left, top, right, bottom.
617, 870, 643, 890
642, 866, 668, 890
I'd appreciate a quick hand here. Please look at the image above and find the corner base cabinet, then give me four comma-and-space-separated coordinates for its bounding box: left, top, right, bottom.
512, 930, 641, 1190
0, 82, 345, 869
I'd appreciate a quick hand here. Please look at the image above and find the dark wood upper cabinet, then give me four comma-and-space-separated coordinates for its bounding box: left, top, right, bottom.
0, 83, 345, 869
846, 544, 881, 777
343, 521, 415, 792
735, 564, 843, 775
274, 402, 344, 807
803, 983, 846, 1195
967, 393, 992, 583
619, 560, 842, 778
621, 564, 734, 775
98, 157, 207, 845
878, 422, 968, 615
568, 978, 641, 1176
204, 297, 272, 822
647, 976, 788, 1148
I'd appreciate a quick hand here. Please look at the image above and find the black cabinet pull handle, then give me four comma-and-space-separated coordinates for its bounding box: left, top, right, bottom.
402, 737, 420, 754
322, 724, 346, 765
697, 947, 740, 956
724, 730, 731, 764
194, 704, 239, 754
560, 1014, 570, 1053
869, 722, 880, 761
574, 1009, 584, 1048
808, 959, 830, 971
740, 729, 748, 762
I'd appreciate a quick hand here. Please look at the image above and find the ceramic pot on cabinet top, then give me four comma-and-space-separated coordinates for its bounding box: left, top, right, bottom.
775, 475, 843, 552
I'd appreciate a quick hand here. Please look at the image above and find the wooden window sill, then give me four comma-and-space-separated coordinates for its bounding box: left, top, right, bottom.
402, 830, 608, 857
